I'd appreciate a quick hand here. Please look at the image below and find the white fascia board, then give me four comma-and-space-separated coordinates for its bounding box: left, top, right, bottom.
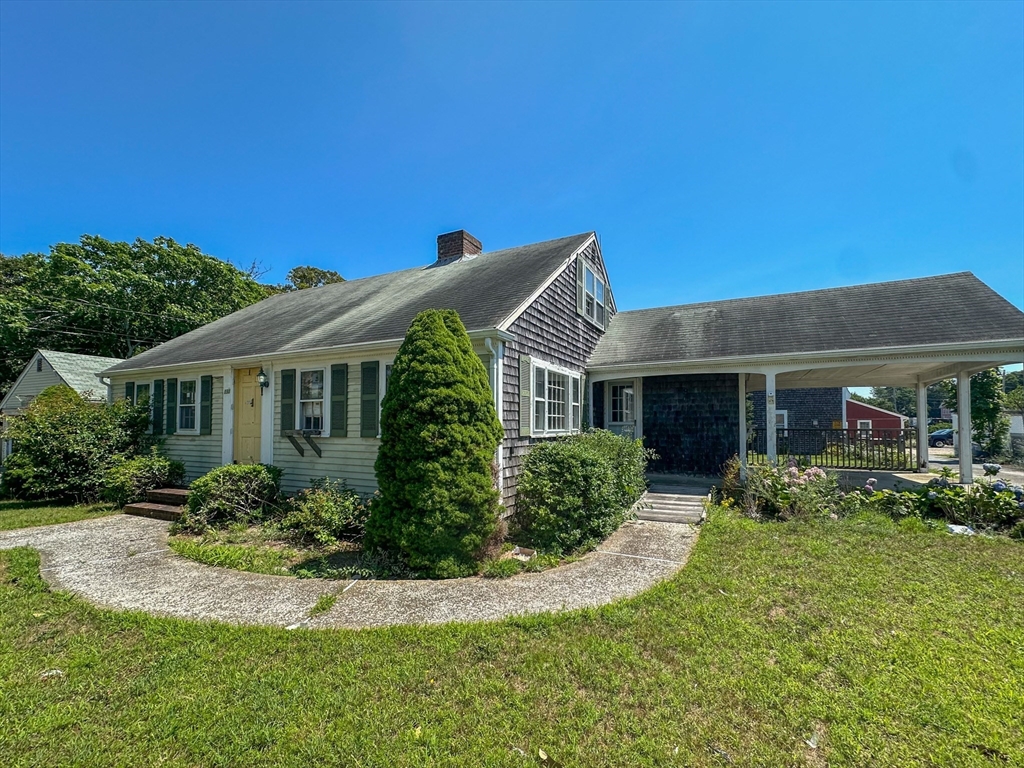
586, 339, 1024, 379
496, 234, 598, 333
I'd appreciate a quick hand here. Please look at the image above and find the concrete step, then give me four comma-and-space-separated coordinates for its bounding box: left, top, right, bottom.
123, 502, 183, 522
645, 492, 708, 503
147, 488, 188, 505
637, 509, 704, 524
647, 485, 714, 496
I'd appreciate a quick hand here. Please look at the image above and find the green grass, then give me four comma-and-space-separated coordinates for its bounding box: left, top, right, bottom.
2, 509, 1023, 766
309, 592, 338, 617
0, 498, 117, 531
167, 538, 297, 576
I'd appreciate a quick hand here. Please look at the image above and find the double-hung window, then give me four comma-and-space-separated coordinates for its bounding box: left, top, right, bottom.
299, 369, 325, 432
178, 379, 198, 433
531, 360, 583, 437
583, 264, 607, 328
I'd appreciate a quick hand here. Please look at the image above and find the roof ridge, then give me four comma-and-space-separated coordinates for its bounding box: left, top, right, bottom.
614, 272, 980, 315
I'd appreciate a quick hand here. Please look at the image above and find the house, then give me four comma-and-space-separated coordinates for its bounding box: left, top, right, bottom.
1, 350, 125, 464
843, 398, 908, 434
750, 387, 845, 432
100, 231, 1024, 495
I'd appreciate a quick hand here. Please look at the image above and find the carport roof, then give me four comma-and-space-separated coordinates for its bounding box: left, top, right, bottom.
589, 272, 1024, 368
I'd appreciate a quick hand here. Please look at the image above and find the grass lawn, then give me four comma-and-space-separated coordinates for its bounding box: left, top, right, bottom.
2, 510, 1022, 767
0, 498, 117, 532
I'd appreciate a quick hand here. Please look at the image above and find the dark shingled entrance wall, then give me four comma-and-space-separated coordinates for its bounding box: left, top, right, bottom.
642, 373, 739, 475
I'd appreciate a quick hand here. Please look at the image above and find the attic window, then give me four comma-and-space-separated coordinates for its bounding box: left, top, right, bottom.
36, 358, 43, 372
584, 265, 606, 329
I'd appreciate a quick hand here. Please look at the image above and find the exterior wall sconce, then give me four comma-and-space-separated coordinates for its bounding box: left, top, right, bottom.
257, 367, 270, 390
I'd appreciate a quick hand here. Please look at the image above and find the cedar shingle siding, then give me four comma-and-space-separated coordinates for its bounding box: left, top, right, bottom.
750, 387, 843, 430
501, 240, 609, 508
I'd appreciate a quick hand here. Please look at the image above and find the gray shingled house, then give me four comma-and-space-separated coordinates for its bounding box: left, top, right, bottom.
99, 231, 1024, 502
1, 350, 125, 465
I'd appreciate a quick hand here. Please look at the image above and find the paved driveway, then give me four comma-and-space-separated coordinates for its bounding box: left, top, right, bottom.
0, 515, 699, 629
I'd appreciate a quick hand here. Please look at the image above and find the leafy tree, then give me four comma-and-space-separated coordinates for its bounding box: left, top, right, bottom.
849, 385, 945, 418
942, 369, 1010, 456
1, 235, 270, 396
1004, 370, 1024, 395
1005, 386, 1024, 414
1, 385, 151, 502
366, 309, 503, 577
285, 266, 345, 290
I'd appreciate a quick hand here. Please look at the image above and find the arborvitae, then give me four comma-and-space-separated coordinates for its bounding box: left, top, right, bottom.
366, 309, 503, 577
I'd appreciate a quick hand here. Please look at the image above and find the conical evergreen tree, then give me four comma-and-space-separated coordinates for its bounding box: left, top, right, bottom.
366, 309, 503, 577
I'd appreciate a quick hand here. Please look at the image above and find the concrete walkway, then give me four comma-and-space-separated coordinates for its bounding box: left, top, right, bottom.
0, 514, 699, 629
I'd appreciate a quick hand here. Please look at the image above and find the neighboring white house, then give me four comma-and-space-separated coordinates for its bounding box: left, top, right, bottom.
0, 350, 124, 464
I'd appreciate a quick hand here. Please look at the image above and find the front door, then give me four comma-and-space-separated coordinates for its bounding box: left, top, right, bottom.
607, 380, 636, 438
234, 368, 262, 464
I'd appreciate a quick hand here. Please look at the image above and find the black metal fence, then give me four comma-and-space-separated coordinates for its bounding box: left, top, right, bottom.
748, 428, 917, 470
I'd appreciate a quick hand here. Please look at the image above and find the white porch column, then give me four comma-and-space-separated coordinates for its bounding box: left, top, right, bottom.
957, 370, 973, 484
737, 373, 747, 479
915, 381, 928, 473
765, 370, 777, 464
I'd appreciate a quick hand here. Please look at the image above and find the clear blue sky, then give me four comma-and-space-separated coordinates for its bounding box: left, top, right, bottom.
2, 1, 1022, 316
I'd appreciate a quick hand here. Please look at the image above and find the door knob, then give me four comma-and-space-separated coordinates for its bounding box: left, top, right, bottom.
250, 398, 255, 407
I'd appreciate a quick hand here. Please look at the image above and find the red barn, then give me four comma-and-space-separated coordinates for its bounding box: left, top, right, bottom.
845, 399, 907, 436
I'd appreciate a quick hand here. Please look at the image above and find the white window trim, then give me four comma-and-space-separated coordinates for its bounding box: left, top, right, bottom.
583, 264, 607, 330
177, 377, 200, 435
296, 367, 329, 437
775, 409, 788, 430
531, 359, 583, 438
857, 419, 872, 431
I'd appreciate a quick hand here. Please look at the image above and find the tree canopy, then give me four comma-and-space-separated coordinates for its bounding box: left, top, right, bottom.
1, 235, 347, 397
848, 385, 945, 418
941, 369, 1010, 455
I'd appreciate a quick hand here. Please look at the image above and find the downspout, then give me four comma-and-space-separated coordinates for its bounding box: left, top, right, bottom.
484, 337, 504, 496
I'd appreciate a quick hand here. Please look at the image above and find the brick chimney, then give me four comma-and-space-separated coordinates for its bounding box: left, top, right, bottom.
435, 230, 482, 266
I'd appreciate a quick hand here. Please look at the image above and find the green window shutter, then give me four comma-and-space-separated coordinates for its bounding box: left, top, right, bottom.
199, 375, 213, 436
152, 380, 164, 434
330, 364, 348, 437
280, 369, 296, 434
519, 355, 532, 437
576, 256, 585, 315
165, 378, 177, 435
360, 361, 379, 438
125, 381, 135, 403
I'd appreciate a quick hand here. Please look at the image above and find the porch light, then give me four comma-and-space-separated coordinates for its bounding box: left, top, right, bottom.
257, 367, 270, 390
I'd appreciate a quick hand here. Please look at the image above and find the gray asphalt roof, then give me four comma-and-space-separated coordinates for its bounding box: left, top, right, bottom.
589, 272, 1024, 368
39, 350, 125, 397
104, 233, 593, 373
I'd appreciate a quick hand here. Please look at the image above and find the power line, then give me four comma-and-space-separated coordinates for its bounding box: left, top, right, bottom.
24, 325, 172, 345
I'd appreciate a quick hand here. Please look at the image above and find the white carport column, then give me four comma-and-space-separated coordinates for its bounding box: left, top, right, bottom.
737, 373, 747, 479
916, 381, 929, 473
957, 370, 973, 484
765, 370, 777, 464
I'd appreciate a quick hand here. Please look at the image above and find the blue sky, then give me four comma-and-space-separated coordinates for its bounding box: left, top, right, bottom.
2, 1, 1022, 319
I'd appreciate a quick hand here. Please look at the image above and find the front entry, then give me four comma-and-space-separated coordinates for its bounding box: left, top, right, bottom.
234, 367, 262, 464
606, 379, 637, 438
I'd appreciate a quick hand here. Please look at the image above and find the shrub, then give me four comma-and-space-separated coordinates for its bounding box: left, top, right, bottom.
734, 461, 839, 520
366, 309, 503, 578
481, 557, 522, 578
0, 385, 151, 502
102, 448, 185, 508
512, 430, 651, 556
281, 478, 369, 546
179, 463, 283, 531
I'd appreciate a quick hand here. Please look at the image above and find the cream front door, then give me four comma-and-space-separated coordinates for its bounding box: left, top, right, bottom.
234, 368, 262, 464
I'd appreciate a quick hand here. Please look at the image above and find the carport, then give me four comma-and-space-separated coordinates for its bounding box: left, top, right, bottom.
587, 273, 1024, 484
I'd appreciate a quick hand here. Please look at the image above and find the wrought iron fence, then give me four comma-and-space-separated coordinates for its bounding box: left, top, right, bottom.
748, 428, 917, 470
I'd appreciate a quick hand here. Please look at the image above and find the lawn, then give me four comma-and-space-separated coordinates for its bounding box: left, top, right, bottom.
0, 498, 117, 531
2, 510, 1022, 767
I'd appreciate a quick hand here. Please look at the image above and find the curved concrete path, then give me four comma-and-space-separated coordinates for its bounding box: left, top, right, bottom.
0, 514, 699, 629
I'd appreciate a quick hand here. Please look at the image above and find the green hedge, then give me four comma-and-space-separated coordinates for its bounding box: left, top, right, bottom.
179, 464, 283, 532
512, 430, 654, 556
102, 449, 185, 508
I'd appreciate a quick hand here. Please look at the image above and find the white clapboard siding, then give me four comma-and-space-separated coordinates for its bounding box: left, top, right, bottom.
2, 360, 66, 412
107, 370, 224, 484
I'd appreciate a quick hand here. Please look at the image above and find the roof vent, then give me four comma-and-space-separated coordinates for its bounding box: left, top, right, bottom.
434, 230, 482, 266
